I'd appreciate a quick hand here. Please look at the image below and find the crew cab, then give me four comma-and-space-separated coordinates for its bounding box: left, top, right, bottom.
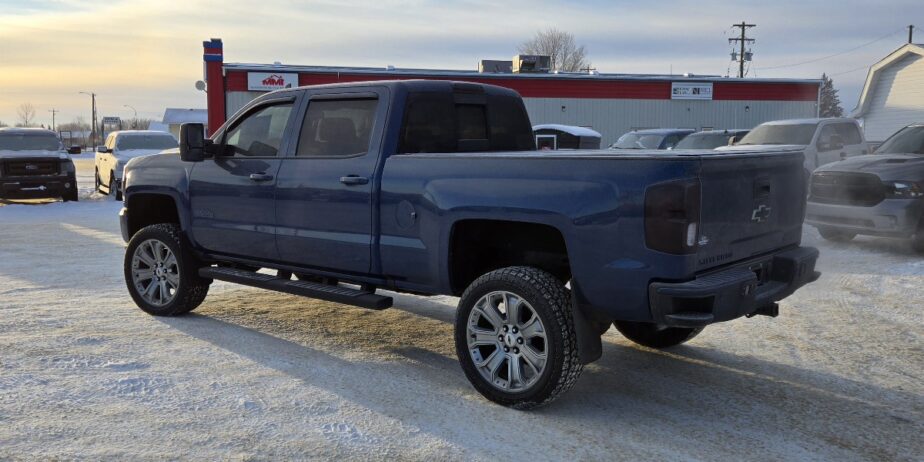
95, 130, 178, 200
806, 123, 924, 251
0, 128, 79, 202
716, 118, 869, 181
119, 80, 819, 408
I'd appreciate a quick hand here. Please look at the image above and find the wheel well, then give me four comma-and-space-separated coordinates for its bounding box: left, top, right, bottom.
449, 220, 571, 295
126, 194, 181, 238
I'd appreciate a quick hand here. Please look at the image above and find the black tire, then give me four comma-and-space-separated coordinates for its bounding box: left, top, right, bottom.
62, 190, 78, 202
912, 217, 924, 254
94, 168, 102, 193
454, 266, 583, 409
818, 227, 856, 242
124, 223, 210, 316
613, 321, 704, 349
110, 171, 122, 201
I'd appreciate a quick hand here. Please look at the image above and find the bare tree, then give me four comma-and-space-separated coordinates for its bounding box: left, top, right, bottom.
16, 103, 37, 127
518, 28, 590, 72
0, 120, 7, 128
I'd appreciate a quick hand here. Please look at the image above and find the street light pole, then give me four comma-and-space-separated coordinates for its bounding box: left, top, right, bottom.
79, 91, 97, 147
124, 104, 138, 129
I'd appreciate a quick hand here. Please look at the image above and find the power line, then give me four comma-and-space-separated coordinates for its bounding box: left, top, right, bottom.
830, 64, 873, 77
756, 27, 905, 70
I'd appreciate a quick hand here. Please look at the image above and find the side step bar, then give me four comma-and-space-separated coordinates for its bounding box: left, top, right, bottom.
199, 267, 393, 310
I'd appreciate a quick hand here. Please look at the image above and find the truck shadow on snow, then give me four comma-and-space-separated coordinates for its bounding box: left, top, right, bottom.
157, 289, 922, 460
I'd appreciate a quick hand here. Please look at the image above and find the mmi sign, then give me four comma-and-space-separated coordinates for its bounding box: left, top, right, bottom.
671, 82, 714, 100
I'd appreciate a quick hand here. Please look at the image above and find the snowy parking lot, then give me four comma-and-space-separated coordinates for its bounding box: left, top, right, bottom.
1, 159, 922, 460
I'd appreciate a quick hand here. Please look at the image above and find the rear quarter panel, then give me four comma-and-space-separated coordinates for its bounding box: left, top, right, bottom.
378, 153, 702, 321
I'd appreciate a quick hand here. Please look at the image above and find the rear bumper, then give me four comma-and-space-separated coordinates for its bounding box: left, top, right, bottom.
806, 199, 924, 238
648, 246, 820, 327
0, 174, 76, 199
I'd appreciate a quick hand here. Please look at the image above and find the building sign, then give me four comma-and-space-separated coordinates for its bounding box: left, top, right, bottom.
247, 72, 299, 91
671, 82, 713, 100
101, 116, 121, 124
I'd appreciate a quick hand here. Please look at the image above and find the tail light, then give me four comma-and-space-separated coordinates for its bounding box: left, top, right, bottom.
644, 178, 701, 254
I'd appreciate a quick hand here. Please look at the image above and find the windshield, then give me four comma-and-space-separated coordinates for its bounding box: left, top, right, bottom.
117, 134, 177, 151
875, 125, 924, 155
611, 133, 663, 149
675, 133, 734, 149
0, 134, 62, 151
737, 123, 817, 146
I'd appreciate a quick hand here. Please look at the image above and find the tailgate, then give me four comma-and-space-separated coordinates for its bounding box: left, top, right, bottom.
695, 151, 806, 272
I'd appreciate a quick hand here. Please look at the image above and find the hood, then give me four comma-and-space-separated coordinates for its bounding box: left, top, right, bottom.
814, 154, 924, 180
0, 149, 68, 160
715, 144, 806, 152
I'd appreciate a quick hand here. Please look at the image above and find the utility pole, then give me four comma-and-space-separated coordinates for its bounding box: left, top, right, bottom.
909, 25, 915, 44
124, 104, 137, 128
80, 91, 97, 147
48, 109, 59, 131
729, 22, 756, 78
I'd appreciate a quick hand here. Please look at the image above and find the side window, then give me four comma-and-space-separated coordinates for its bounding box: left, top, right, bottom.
817, 124, 837, 150
225, 103, 293, 157
296, 98, 378, 157
834, 123, 862, 145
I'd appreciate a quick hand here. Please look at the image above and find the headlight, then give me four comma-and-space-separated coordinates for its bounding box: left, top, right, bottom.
884, 181, 924, 198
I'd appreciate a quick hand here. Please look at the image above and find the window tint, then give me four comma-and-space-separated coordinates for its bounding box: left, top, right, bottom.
225, 103, 293, 157
117, 134, 178, 150
397, 91, 535, 154
833, 123, 862, 145
737, 123, 817, 146
0, 134, 61, 151
297, 99, 378, 157
457, 105, 487, 140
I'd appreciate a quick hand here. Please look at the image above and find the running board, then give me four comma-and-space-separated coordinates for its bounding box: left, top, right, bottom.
199, 267, 392, 310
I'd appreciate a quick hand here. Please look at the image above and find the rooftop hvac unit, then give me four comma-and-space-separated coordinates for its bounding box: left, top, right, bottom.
479, 60, 513, 73
512, 55, 551, 73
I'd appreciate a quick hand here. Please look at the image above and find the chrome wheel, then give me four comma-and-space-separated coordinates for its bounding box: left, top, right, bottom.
466, 290, 548, 393
131, 239, 179, 306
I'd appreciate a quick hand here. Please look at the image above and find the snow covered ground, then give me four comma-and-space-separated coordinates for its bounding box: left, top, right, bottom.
0, 159, 922, 460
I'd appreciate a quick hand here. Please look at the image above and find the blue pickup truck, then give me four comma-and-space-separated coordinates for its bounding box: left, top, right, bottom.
120, 80, 819, 408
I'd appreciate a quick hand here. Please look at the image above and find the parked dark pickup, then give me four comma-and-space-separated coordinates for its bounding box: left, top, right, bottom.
807, 123, 924, 251
0, 128, 79, 202
120, 80, 819, 408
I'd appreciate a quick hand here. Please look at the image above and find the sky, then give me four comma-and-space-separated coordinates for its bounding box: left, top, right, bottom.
0, 0, 921, 128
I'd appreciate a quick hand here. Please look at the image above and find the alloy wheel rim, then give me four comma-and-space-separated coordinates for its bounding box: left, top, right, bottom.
466, 290, 548, 393
131, 239, 179, 306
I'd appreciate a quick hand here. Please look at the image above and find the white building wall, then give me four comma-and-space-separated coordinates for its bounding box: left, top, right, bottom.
522, 98, 818, 146
861, 53, 924, 142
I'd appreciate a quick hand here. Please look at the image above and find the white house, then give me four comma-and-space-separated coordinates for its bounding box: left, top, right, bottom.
852, 43, 924, 143
162, 108, 207, 140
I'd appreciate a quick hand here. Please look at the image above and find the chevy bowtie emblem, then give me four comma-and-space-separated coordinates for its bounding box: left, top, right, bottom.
751, 204, 772, 223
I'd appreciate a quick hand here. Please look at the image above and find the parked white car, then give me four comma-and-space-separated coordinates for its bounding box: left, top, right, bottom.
95, 130, 177, 199
716, 118, 870, 181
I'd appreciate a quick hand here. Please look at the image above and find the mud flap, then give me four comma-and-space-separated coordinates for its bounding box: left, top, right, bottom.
570, 288, 603, 365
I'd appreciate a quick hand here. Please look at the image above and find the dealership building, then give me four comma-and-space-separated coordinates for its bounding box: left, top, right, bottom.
203, 39, 822, 146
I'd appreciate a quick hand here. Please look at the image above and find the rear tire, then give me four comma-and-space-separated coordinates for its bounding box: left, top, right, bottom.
614, 321, 704, 349
912, 217, 924, 254
94, 168, 102, 193
454, 266, 583, 409
124, 223, 210, 316
818, 227, 856, 242
62, 190, 78, 202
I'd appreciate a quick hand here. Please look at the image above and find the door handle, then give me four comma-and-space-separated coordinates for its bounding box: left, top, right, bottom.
249, 172, 274, 182
340, 175, 369, 186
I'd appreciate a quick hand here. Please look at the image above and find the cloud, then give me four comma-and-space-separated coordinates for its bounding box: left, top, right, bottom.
0, 0, 919, 126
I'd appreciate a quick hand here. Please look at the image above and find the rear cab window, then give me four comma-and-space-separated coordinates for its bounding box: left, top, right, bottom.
397, 88, 535, 154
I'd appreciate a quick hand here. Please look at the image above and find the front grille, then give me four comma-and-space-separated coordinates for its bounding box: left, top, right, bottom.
810, 172, 884, 206
3, 160, 59, 177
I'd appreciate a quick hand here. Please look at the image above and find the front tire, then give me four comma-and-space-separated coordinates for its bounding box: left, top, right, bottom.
454, 266, 583, 409
818, 227, 856, 242
110, 171, 122, 201
613, 321, 704, 349
124, 223, 210, 316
